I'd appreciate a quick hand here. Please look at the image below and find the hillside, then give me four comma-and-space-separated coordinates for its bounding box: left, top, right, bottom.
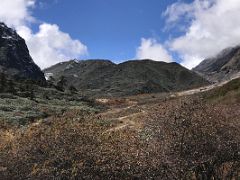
0, 75, 239, 179
193, 45, 240, 82
203, 77, 240, 103
0, 22, 45, 82
44, 59, 209, 97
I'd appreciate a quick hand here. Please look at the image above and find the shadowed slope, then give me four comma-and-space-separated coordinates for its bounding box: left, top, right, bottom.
44, 59, 208, 97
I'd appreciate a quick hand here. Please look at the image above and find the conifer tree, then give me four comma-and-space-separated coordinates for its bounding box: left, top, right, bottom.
0, 73, 6, 92
56, 76, 67, 92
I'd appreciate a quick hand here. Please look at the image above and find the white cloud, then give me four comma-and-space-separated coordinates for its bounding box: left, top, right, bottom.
17, 24, 88, 69
136, 38, 173, 63
0, 0, 35, 27
0, 0, 88, 69
164, 0, 240, 69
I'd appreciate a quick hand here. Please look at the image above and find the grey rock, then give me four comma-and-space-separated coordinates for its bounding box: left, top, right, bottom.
0, 22, 45, 82
193, 45, 240, 83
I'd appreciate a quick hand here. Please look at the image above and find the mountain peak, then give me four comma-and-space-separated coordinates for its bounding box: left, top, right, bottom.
193, 45, 240, 82
0, 22, 19, 41
44, 59, 208, 97
0, 22, 45, 82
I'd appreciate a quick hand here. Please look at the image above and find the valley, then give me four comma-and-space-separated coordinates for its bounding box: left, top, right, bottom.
0, 76, 240, 179
0, 22, 239, 179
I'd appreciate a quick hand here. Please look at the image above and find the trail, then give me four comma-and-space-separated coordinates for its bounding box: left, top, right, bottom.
176, 75, 240, 97
99, 76, 240, 133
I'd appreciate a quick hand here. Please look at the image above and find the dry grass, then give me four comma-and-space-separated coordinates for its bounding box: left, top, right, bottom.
0, 80, 240, 179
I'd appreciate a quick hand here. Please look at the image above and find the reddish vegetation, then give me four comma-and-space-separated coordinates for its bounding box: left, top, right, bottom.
0, 85, 240, 179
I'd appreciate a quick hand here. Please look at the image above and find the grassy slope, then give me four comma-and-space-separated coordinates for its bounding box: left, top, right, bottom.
0, 81, 101, 126
44, 60, 209, 97
204, 77, 240, 103
0, 78, 239, 179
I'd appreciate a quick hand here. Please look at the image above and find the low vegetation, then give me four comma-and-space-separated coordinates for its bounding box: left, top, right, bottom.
204, 77, 240, 103
0, 77, 239, 179
0, 74, 101, 126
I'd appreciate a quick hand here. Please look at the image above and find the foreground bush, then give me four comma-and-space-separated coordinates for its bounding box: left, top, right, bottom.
0, 97, 239, 179
146, 98, 240, 179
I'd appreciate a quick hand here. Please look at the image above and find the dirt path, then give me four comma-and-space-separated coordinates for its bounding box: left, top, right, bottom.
176, 77, 239, 97
104, 109, 147, 133
98, 77, 239, 133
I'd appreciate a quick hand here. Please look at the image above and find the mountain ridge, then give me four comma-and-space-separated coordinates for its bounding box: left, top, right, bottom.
193, 45, 240, 82
44, 59, 209, 97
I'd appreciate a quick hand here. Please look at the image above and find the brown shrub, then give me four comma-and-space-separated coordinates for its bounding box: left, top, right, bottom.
145, 97, 240, 179
0, 97, 239, 179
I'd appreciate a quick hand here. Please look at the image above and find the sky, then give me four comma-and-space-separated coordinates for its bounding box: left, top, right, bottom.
1, 0, 240, 69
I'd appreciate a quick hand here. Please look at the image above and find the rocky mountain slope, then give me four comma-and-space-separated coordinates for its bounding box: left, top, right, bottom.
0, 22, 45, 82
44, 59, 209, 97
193, 45, 240, 82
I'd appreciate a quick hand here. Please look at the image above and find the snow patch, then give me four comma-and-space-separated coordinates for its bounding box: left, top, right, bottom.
66, 64, 74, 70
73, 59, 80, 63
45, 73, 53, 80
1, 35, 13, 39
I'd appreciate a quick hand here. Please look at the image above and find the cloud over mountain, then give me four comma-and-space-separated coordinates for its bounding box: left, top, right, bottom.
164, 0, 240, 69
0, 0, 88, 69
136, 38, 173, 63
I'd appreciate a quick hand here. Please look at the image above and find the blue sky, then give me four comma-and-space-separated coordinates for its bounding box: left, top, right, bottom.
32, 0, 184, 63
1, 0, 239, 69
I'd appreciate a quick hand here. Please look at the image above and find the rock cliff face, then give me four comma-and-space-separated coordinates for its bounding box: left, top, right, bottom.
0, 22, 45, 82
193, 46, 240, 82
44, 59, 209, 97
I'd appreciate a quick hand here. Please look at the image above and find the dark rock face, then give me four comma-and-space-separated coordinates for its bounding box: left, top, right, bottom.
193, 46, 240, 83
0, 22, 45, 82
44, 59, 209, 97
